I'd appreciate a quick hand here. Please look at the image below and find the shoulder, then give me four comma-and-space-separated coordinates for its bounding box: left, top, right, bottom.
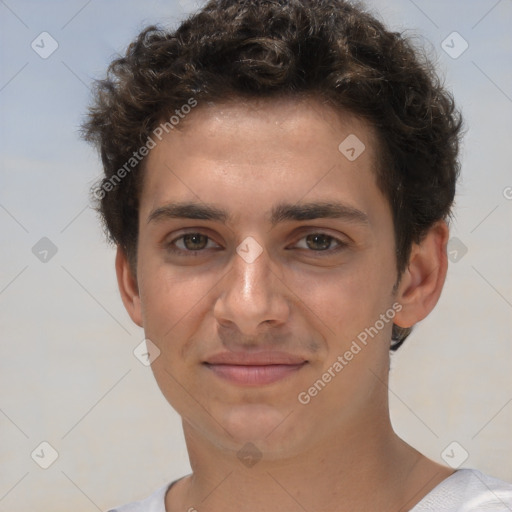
106, 482, 170, 512
412, 468, 512, 511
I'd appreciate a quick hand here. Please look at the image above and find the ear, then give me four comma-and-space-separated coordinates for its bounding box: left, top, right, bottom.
393, 220, 449, 329
115, 246, 143, 328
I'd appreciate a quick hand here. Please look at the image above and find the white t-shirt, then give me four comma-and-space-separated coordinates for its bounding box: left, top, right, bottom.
107, 468, 512, 512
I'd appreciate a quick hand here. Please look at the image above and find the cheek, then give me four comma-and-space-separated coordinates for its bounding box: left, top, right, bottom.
286, 253, 394, 339
139, 263, 210, 343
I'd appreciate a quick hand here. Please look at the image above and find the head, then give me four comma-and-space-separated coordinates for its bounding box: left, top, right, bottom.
82, 0, 462, 454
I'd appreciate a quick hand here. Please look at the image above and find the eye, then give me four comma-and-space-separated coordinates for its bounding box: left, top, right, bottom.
167, 232, 220, 253
293, 233, 346, 252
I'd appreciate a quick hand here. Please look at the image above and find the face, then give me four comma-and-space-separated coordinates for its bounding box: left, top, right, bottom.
121, 97, 405, 456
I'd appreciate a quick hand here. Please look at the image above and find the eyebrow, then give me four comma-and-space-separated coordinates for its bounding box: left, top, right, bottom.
147, 201, 369, 227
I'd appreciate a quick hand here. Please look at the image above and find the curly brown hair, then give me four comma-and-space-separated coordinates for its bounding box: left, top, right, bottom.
81, 0, 463, 350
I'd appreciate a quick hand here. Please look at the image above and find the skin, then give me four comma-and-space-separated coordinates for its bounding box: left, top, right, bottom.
116, 97, 454, 512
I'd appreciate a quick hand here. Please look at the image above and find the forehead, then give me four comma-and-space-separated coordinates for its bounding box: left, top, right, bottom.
140, 96, 387, 226
158, 96, 378, 162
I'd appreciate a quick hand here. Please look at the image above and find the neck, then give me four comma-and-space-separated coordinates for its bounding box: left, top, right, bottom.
167, 411, 453, 512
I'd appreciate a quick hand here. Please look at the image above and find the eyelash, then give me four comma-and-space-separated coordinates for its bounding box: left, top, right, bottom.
165, 231, 348, 256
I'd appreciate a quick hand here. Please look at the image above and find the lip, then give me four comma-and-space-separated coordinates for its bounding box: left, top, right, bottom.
204, 351, 307, 366
203, 351, 308, 386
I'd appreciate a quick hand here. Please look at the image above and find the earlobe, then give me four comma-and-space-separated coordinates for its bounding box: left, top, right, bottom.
115, 246, 143, 327
393, 221, 449, 329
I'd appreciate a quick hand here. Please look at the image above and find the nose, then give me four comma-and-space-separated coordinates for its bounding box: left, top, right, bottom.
213, 243, 290, 339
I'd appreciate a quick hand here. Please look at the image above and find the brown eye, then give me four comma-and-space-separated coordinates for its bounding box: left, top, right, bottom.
165, 231, 222, 256
305, 234, 336, 251
291, 232, 348, 254
180, 233, 209, 250
163, 231, 222, 257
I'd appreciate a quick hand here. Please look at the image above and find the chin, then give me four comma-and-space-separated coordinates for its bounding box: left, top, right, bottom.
217, 403, 303, 451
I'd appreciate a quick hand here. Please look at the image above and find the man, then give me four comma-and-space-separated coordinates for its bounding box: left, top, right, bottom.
82, 0, 512, 510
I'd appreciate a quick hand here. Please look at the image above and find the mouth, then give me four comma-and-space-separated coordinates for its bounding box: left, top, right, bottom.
203, 362, 308, 386
203, 351, 309, 386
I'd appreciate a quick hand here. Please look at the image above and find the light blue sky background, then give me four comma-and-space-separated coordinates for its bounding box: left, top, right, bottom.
1, 1, 511, 510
